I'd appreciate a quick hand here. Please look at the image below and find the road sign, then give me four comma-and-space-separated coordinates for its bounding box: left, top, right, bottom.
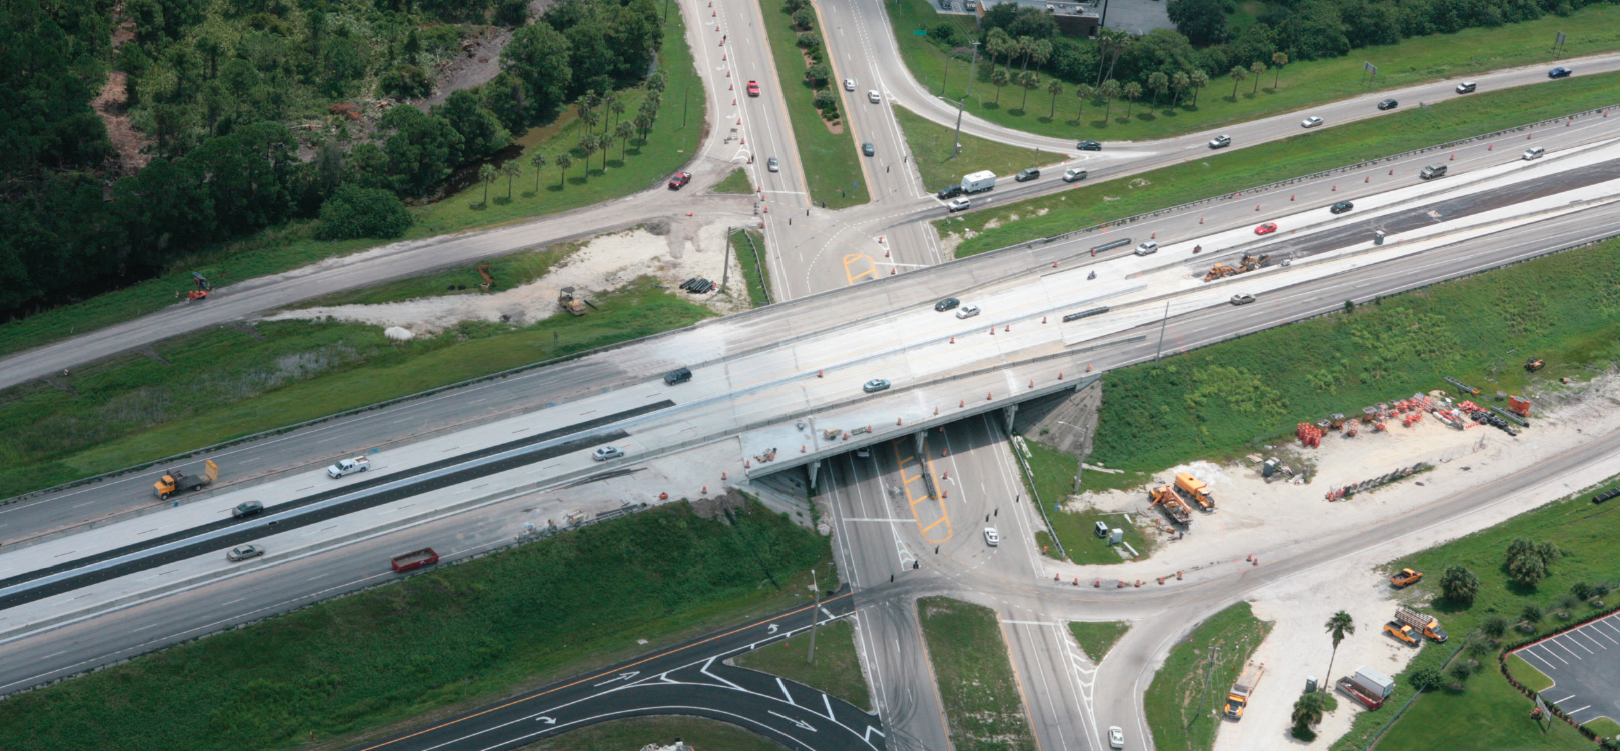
915, 29, 927, 35
1555, 31, 1566, 47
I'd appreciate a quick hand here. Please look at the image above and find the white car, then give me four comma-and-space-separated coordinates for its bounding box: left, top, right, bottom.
868, 90, 881, 104
327, 457, 370, 478
1108, 726, 1125, 748
983, 528, 1000, 546
1208, 134, 1231, 148
1063, 167, 1087, 182
955, 304, 980, 319
767, 156, 779, 172
1133, 240, 1158, 256
843, 78, 856, 91
947, 197, 971, 212
227, 544, 264, 562
592, 446, 624, 461
1523, 147, 1545, 160
1300, 116, 1323, 128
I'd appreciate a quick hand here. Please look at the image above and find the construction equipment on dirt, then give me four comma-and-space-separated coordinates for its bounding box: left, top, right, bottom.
1203, 262, 1236, 281
1507, 395, 1532, 417
1524, 357, 1546, 372
1460, 400, 1518, 436
1202, 254, 1270, 282
1390, 568, 1423, 588
478, 264, 494, 292
558, 287, 588, 316
153, 459, 219, 500
1324, 463, 1428, 501
1394, 606, 1448, 642
1148, 486, 1193, 525
1237, 253, 1270, 272
186, 272, 211, 301
1173, 472, 1215, 511
680, 277, 717, 294
1491, 405, 1530, 428
1223, 661, 1265, 720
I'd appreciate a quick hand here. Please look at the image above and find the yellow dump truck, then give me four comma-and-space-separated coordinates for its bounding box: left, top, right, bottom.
1224, 661, 1265, 720
1174, 472, 1215, 510
153, 459, 218, 500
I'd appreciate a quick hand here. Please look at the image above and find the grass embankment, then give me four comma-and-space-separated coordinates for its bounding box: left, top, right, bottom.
712, 168, 755, 194
733, 619, 871, 710
758, 0, 866, 209
1328, 475, 1620, 751
0, 279, 711, 500
887, 0, 1620, 142
940, 69, 1620, 257
731, 229, 773, 307
0, 10, 704, 361
892, 105, 1063, 191
1143, 602, 1273, 751
1018, 438, 1153, 563
521, 716, 782, 751
288, 243, 581, 309
0, 500, 830, 751
1069, 621, 1130, 663
917, 596, 1037, 751
1088, 236, 1620, 479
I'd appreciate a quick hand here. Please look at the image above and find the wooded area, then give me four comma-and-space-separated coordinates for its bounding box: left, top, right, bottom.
0, 0, 664, 322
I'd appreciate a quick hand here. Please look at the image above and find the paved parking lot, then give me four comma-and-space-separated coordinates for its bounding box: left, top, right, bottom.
1514, 611, 1620, 726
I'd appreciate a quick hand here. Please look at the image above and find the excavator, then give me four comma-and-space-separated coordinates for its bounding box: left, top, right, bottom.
1202, 254, 1271, 282
1148, 486, 1194, 525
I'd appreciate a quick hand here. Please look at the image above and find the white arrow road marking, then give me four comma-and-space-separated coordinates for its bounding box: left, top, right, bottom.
592, 671, 639, 687
534, 716, 557, 725
767, 624, 779, 634
769, 710, 817, 731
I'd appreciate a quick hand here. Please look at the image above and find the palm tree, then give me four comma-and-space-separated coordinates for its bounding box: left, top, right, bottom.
1103, 31, 1131, 84
576, 136, 596, 179
529, 152, 547, 192
1094, 28, 1126, 85
1016, 36, 1035, 72
1229, 65, 1247, 99
1122, 81, 1142, 118
580, 90, 601, 128
608, 96, 625, 129
477, 163, 497, 205
1029, 39, 1052, 73
1250, 61, 1266, 94
1147, 71, 1168, 107
595, 132, 612, 170
1190, 69, 1209, 106
615, 120, 634, 159
502, 162, 520, 199
579, 106, 600, 135
986, 28, 1013, 70
1170, 71, 1189, 107
554, 152, 572, 188
1098, 79, 1120, 121
1074, 82, 1095, 122
1291, 691, 1328, 733
1047, 79, 1064, 118
1272, 52, 1288, 88
1324, 611, 1355, 688
991, 68, 1010, 105
634, 112, 653, 139
1017, 70, 1039, 110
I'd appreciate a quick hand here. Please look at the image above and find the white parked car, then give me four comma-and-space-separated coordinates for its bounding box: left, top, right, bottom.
868, 90, 881, 104
955, 304, 980, 319
327, 457, 370, 478
843, 78, 856, 91
983, 527, 1000, 546
1300, 116, 1324, 128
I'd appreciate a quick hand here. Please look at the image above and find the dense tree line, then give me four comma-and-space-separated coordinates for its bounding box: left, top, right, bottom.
0, 0, 662, 322
926, 0, 1602, 118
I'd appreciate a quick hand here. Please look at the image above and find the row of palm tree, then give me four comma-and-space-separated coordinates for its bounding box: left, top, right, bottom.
475, 82, 670, 203
982, 66, 1215, 122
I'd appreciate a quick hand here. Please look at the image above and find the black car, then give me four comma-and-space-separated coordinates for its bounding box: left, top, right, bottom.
937, 184, 964, 199
663, 367, 692, 385
1330, 201, 1354, 214
1015, 167, 1040, 182
232, 500, 264, 518
1549, 67, 1572, 78
861, 142, 875, 157
1377, 99, 1398, 110
1075, 140, 1102, 151
935, 297, 959, 312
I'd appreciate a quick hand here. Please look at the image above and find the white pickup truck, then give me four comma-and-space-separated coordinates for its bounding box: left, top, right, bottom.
327, 457, 370, 478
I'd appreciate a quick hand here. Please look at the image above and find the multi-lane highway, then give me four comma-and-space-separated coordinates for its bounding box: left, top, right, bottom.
6, 1, 1620, 748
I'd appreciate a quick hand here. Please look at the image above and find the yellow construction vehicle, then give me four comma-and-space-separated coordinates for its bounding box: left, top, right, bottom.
1173, 472, 1215, 510
1148, 486, 1193, 525
1384, 620, 1421, 646
1237, 253, 1270, 272
1203, 263, 1236, 282
1394, 607, 1448, 642
1390, 568, 1423, 588
558, 286, 587, 316
1224, 661, 1265, 720
153, 460, 219, 500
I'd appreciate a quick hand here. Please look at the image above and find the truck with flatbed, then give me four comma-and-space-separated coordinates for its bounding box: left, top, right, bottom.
390, 548, 439, 573
1392, 606, 1447, 642
153, 460, 219, 500
1148, 486, 1193, 525
1223, 661, 1264, 720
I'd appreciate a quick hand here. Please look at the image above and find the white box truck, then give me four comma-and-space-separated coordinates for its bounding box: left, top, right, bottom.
961, 170, 996, 194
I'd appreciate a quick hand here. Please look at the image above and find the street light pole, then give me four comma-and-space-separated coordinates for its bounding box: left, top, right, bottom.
807, 568, 822, 664
1153, 300, 1171, 366
953, 43, 979, 156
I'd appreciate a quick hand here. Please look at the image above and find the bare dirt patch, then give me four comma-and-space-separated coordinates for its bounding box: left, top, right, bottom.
93, 14, 152, 176
416, 26, 513, 111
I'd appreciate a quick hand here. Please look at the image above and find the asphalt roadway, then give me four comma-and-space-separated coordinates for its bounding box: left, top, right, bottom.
350, 587, 882, 751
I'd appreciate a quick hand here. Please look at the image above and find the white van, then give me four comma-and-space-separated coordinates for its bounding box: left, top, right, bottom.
1134, 241, 1158, 256
1063, 167, 1088, 182
1522, 146, 1545, 160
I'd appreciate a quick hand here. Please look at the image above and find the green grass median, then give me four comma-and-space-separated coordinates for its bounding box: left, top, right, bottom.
758, 0, 866, 209
893, 105, 1063, 191
939, 69, 1620, 258
887, 0, 1620, 142
0, 499, 831, 751
1069, 621, 1130, 663
1143, 602, 1272, 751
917, 596, 1037, 751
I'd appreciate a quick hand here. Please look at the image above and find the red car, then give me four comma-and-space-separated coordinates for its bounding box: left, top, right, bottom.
668, 172, 692, 190
747, 80, 760, 97
1254, 222, 1278, 235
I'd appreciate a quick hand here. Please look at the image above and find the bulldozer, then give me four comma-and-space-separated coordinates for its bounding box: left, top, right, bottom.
558, 287, 587, 316
1236, 253, 1270, 272
1524, 357, 1546, 373
1203, 263, 1236, 282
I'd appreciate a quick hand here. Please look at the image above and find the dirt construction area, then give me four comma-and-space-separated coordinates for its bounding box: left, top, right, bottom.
265, 218, 751, 333
1058, 374, 1620, 749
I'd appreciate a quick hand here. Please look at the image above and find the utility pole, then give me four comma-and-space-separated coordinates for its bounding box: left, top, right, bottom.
807, 568, 822, 664
953, 43, 979, 156
1153, 300, 1171, 366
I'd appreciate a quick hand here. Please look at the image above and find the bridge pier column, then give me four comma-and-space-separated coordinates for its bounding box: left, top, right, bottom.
1002, 404, 1018, 433
807, 459, 822, 489
913, 431, 926, 454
